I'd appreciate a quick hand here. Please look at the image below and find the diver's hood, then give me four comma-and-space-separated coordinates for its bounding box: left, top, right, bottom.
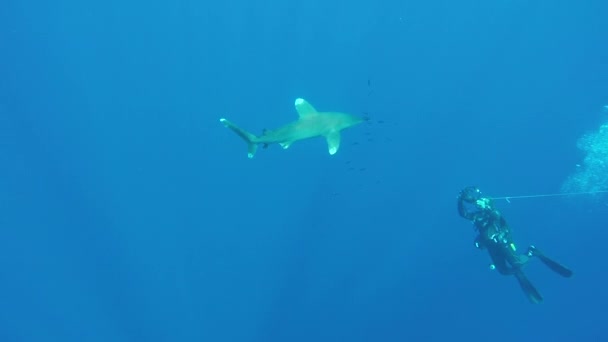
459, 186, 486, 217
459, 186, 483, 203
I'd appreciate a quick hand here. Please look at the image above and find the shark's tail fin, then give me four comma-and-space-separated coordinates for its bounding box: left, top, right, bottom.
219, 118, 259, 158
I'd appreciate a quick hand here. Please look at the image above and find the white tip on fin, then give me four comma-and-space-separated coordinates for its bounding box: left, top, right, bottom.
294, 98, 318, 117
326, 131, 341, 155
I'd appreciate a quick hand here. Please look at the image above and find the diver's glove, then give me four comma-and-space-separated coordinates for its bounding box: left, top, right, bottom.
476, 198, 491, 209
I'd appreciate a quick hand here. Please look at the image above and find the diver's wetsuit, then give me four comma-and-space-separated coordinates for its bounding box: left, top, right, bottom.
457, 186, 573, 304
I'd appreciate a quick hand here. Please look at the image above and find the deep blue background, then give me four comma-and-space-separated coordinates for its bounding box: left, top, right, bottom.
2, 0, 608, 341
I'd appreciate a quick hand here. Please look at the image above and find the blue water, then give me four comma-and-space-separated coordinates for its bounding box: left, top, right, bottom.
2, 0, 608, 341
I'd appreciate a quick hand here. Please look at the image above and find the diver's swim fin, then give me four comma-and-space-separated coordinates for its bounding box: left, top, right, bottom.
514, 271, 543, 304
528, 246, 573, 278
537, 254, 573, 278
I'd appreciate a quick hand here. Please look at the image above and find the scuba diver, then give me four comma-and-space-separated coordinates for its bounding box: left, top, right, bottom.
457, 186, 573, 304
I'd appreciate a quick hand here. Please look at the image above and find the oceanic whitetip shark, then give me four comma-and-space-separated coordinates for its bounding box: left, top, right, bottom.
219, 98, 364, 158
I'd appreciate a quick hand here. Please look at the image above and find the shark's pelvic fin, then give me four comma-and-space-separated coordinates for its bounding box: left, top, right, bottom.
325, 131, 341, 155
219, 118, 258, 158
294, 98, 318, 117
280, 141, 293, 150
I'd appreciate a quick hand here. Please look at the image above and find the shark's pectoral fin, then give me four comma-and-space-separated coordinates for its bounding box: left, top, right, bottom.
280, 141, 293, 150
326, 131, 341, 155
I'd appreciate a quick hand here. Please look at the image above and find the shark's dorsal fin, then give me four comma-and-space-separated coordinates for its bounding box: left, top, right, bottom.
325, 131, 341, 155
294, 98, 318, 118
